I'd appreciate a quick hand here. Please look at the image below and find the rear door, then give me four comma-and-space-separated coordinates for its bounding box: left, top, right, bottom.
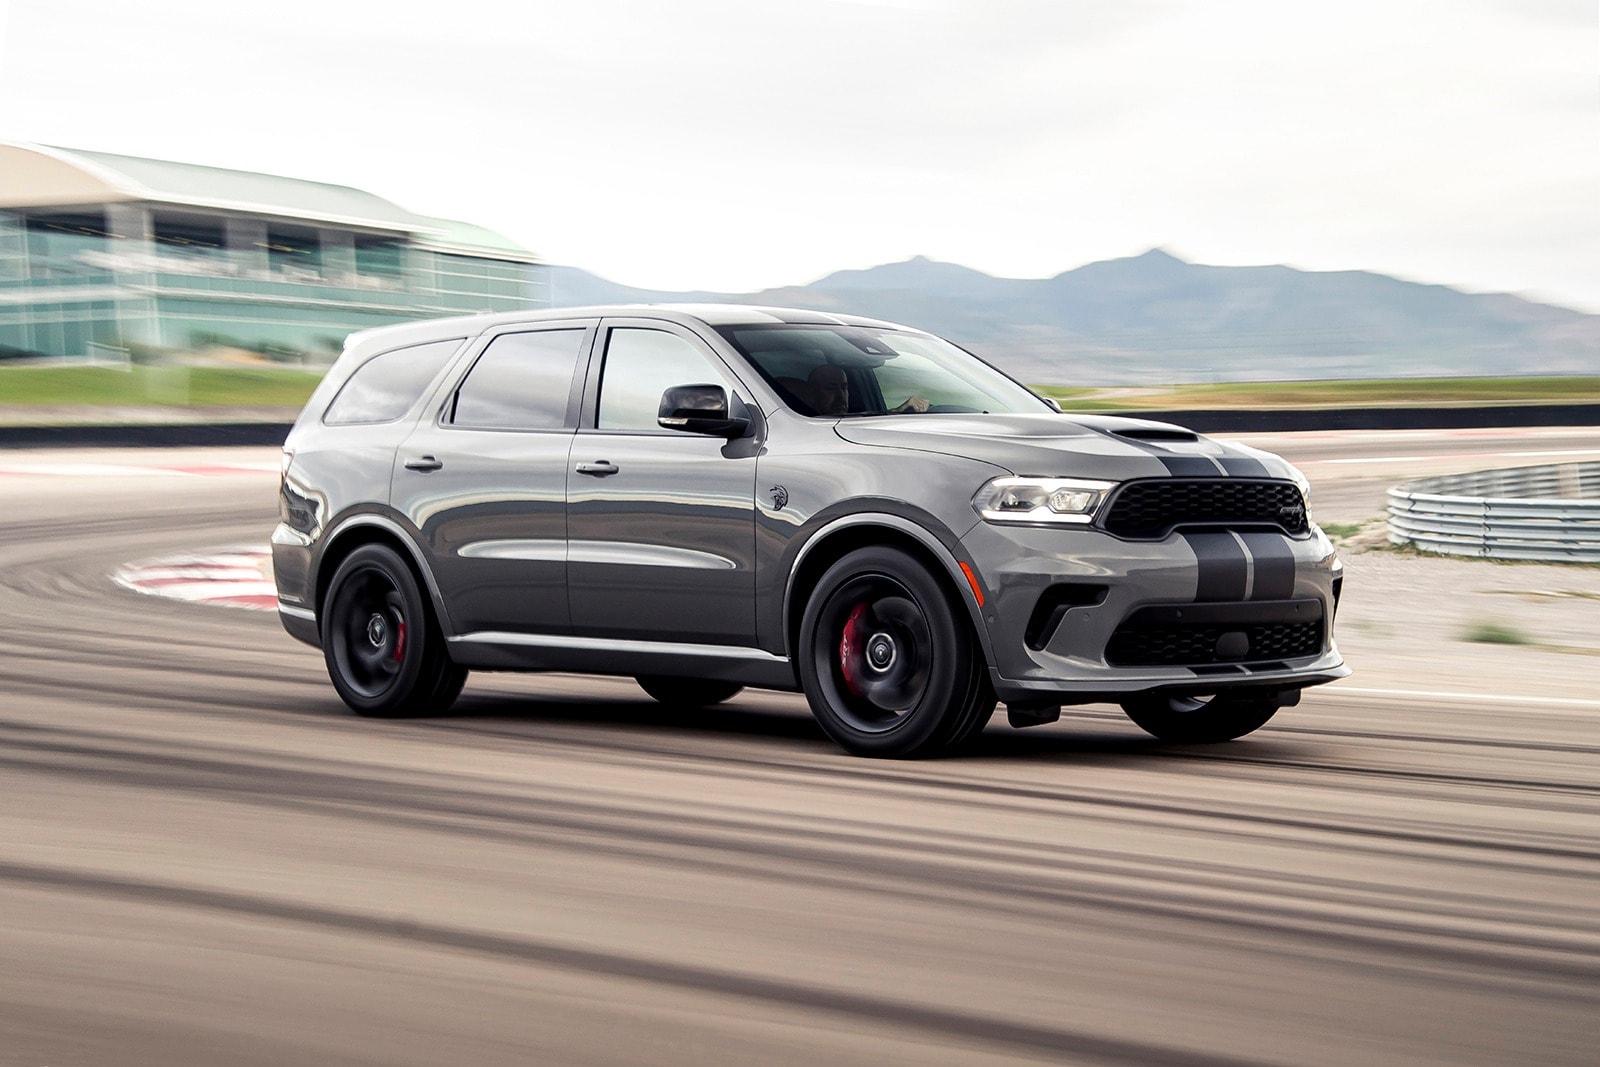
566, 318, 759, 645
394, 319, 594, 636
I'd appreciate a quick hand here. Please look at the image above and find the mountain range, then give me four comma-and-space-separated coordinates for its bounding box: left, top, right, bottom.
547, 250, 1599, 386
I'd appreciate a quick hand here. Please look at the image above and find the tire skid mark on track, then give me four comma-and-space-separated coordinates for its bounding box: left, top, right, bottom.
4, 743, 1599, 998
0, 507, 266, 545
8, 707, 1596, 902
1325, 686, 1600, 710
12, 631, 1595, 863
7, 726, 1592, 913
1265, 722, 1600, 758
11, 654, 1597, 845
391, 721, 1600, 860
0, 859, 1279, 1067
5, 723, 1599, 990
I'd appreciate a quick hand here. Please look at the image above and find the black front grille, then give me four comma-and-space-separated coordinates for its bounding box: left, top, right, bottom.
1102, 479, 1308, 539
1107, 617, 1318, 668
1104, 599, 1325, 668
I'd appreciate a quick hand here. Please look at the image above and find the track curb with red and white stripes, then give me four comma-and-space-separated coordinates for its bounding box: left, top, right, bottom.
114, 546, 277, 611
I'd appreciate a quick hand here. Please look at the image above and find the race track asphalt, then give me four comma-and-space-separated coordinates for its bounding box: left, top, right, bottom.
2, 434, 1597, 1066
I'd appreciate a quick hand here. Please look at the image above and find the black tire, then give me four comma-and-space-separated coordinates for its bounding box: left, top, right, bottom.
798, 546, 994, 758
1119, 689, 1282, 743
942, 693, 997, 752
636, 676, 745, 708
322, 543, 466, 717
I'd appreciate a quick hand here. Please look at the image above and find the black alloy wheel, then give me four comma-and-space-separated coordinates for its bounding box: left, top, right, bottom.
635, 676, 745, 708
323, 543, 466, 717
1119, 689, 1283, 743
799, 546, 994, 758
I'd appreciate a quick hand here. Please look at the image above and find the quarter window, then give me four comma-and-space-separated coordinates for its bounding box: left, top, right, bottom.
597, 328, 731, 431
323, 338, 464, 425
452, 328, 586, 430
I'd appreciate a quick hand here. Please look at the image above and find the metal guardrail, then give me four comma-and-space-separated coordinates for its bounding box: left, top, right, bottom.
1387, 462, 1600, 562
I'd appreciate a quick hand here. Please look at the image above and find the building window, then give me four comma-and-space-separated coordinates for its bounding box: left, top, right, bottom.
354, 236, 403, 280
152, 215, 224, 258
266, 225, 321, 280
23, 213, 112, 277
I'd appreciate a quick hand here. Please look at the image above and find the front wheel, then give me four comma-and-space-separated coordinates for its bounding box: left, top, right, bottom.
798, 547, 994, 758
322, 544, 466, 717
1119, 689, 1284, 743
636, 676, 744, 708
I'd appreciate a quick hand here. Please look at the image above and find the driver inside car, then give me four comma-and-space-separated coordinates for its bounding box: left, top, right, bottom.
807, 363, 930, 416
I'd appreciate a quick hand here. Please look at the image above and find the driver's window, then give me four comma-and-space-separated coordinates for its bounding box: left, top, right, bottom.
597, 328, 731, 431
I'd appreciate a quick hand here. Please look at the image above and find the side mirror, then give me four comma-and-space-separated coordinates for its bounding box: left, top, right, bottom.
1041, 396, 1063, 413
658, 384, 750, 438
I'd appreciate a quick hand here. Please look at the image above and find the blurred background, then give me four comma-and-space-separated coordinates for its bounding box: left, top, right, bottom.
0, 0, 1595, 416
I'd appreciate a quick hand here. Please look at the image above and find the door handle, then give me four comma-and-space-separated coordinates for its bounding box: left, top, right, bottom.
575, 460, 619, 477
403, 455, 444, 472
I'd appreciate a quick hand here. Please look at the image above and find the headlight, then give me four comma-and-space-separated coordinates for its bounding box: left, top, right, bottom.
972, 477, 1116, 525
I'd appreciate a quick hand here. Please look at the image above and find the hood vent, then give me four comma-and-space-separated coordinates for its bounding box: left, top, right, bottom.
1113, 427, 1199, 443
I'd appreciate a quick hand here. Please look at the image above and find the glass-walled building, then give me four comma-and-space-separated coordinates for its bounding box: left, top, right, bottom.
0, 142, 547, 362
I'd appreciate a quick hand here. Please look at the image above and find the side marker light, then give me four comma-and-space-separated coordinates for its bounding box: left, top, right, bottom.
958, 561, 985, 607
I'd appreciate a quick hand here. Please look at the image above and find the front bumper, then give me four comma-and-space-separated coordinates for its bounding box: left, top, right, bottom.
959, 521, 1349, 705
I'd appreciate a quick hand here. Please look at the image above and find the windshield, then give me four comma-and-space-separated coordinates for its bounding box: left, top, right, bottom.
714, 323, 1049, 418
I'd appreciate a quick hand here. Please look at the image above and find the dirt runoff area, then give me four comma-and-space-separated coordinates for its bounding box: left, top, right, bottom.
1329, 526, 1600, 702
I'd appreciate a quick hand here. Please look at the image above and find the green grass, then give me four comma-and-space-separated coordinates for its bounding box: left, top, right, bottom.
0, 365, 325, 408
1318, 522, 1365, 539
1462, 621, 1533, 645
7, 365, 1599, 419
1034, 376, 1600, 410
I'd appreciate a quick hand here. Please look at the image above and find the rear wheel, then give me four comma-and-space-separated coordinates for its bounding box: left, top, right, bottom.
1119, 689, 1282, 743
323, 544, 466, 717
636, 676, 744, 708
798, 547, 994, 758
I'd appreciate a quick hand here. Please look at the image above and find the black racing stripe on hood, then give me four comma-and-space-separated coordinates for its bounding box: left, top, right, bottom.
1184, 532, 1248, 601
1158, 454, 1223, 477
1218, 455, 1271, 478
1240, 533, 1297, 600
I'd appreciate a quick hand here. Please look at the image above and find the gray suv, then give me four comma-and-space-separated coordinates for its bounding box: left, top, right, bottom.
274, 305, 1347, 757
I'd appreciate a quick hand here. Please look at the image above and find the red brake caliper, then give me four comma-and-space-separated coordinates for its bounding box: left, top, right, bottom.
392, 619, 407, 663
839, 603, 869, 698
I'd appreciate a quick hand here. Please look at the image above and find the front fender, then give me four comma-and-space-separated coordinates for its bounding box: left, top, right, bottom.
772, 506, 996, 672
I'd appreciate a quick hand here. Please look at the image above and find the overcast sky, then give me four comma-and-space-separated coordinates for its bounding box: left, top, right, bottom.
2, 0, 1596, 311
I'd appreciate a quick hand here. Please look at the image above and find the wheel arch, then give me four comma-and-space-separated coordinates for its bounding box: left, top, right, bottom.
782, 514, 993, 668
315, 515, 454, 637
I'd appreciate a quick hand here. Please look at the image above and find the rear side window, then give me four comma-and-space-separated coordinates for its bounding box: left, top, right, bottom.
323, 338, 464, 425
450, 328, 587, 430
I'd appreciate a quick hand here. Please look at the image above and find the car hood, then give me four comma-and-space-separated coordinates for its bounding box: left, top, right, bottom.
832, 413, 1302, 481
